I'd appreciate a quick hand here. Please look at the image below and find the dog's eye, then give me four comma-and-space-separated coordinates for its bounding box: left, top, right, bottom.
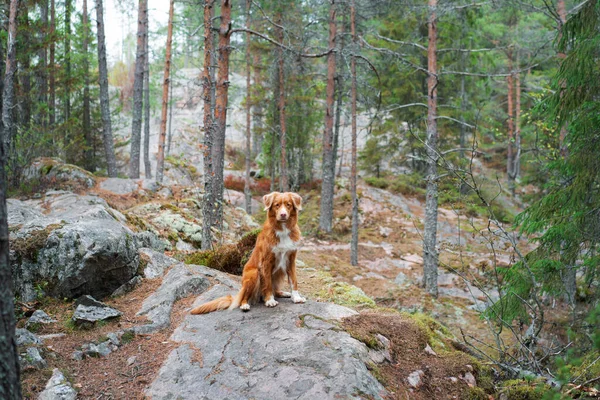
286, 202, 291, 207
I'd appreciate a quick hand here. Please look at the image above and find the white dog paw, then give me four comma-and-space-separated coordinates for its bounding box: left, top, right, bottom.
277, 291, 292, 298
240, 304, 250, 311
265, 297, 279, 307
292, 291, 306, 303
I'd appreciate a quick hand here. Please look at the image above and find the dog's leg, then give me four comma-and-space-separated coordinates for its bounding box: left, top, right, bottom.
261, 254, 278, 307
273, 269, 291, 298
240, 267, 259, 311
287, 251, 306, 303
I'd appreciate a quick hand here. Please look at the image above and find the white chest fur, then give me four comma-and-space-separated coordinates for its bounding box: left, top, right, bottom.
272, 226, 298, 272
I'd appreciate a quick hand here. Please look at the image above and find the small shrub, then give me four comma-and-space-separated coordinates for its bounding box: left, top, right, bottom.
365, 176, 389, 189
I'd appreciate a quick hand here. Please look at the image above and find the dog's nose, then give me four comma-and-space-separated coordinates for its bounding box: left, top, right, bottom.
280, 213, 287, 219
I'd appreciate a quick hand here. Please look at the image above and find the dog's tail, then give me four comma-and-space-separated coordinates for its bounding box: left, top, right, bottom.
190, 292, 241, 315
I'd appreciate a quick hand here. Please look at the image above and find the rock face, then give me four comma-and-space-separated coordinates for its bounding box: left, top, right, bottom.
8, 192, 143, 301
22, 157, 96, 189
38, 368, 77, 400
99, 177, 139, 195
147, 284, 388, 400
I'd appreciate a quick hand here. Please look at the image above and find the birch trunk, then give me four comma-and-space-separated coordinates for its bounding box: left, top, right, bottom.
201, 0, 216, 249
319, 0, 337, 233
0, 0, 23, 396
129, 0, 147, 178
95, 0, 118, 177
423, 0, 439, 298
156, 0, 174, 183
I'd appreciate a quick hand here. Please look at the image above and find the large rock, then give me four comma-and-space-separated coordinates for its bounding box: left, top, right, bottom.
99, 178, 139, 195
22, 157, 96, 189
9, 192, 140, 301
147, 284, 388, 400
72, 296, 122, 326
38, 368, 77, 400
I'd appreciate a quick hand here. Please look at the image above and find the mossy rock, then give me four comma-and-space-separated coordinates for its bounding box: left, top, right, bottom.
11, 223, 64, 262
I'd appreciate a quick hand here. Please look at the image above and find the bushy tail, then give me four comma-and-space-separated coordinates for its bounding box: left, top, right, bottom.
190, 295, 234, 315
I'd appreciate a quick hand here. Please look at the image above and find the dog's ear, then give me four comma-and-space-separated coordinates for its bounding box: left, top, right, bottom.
263, 192, 278, 211
291, 193, 303, 211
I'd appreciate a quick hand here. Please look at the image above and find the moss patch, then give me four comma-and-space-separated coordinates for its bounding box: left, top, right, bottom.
11, 223, 64, 261
184, 228, 261, 275
313, 270, 376, 308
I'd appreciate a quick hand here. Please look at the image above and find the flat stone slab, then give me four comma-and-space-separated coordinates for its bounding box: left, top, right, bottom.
72, 297, 122, 325
147, 285, 387, 400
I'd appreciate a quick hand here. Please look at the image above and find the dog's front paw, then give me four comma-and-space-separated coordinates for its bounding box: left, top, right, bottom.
240, 303, 251, 311
276, 291, 292, 298
265, 297, 279, 307
292, 291, 306, 304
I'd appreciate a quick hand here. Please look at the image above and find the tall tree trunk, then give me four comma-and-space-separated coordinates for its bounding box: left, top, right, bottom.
167, 75, 174, 156
156, 0, 174, 183
350, 0, 358, 267
143, 1, 151, 178
332, 13, 345, 179
423, 0, 439, 298
129, 0, 147, 178
277, 14, 288, 192
19, 3, 31, 130
201, 0, 216, 250
95, 0, 118, 177
211, 0, 232, 234
64, 0, 71, 158
319, 0, 337, 233
244, 0, 252, 213
0, 1, 23, 397
36, 0, 48, 128
252, 53, 263, 158
506, 50, 515, 194
514, 58, 521, 181
82, 0, 93, 171
557, 0, 568, 158
49, 0, 55, 127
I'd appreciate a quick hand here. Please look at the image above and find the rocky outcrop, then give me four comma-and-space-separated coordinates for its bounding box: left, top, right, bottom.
38, 369, 77, 400
9, 192, 144, 301
72, 295, 122, 327
22, 157, 96, 189
148, 284, 388, 399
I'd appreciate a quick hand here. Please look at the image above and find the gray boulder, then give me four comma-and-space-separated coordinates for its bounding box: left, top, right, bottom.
16, 328, 42, 346
22, 157, 96, 190
138, 248, 178, 279
72, 296, 122, 326
9, 192, 141, 301
20, 347, 47, 370
147, 285, 388, 400
99, 178, 139, 195
38, 368, 77, 400
26, 310, 57, 328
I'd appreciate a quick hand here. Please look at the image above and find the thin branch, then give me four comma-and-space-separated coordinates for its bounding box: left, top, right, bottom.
230, 28, 334, 58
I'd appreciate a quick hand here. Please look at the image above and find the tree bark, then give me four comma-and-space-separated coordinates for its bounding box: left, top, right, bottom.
143, 0, 151, 178
37, 0, 48, 128
277, 14, 288, 192
167, 75, 174, 156
95, 0, 118, 177
156, 0, 174, 183
506, 50, 515, 194
423, 0, 439, 298
201, 0, 216, 250
557, 0, 568, 158
244, 0, 252, 213
49, 0, 55, 127
82, 0, 93, 171
514, 58, 521, 182
129, 0, 147, 178
350, 0, 358, 267
0, 1, 23, 398
64, 0, 71, 158
319, 0, 337, 233
333, 13, 345, 179
252, 53, 263, 158
211, 0, 232, 234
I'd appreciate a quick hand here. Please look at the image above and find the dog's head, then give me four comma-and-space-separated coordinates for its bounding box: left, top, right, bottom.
263, 191, 302, 223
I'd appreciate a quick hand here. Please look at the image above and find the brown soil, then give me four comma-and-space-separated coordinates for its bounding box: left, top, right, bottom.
342, 313, 491, 400
19, 276, 189, 399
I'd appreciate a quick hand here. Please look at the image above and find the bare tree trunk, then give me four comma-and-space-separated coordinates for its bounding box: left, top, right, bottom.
350, 0, 358, 267
252, 53, 263, 158
332, 14, 345, 179
95, 0, 118, 177
49, 0, 55, 127
244, 0, 252, 213
167, 76, 174, 156
507, 51, 515, 194
201, 0, 216, 250
514, 58, 521, 181
82, 0, 93, 171
36, 0, 48, 128
557, 0, 568, 158
423, 0, 439, 298
211, 0, 232, 234
64, 0, 71, 158
277, 15, 288, 192
129, 0, 147, 178
156, 0, 174, 183
319, 0, 337, 233
0, 1, 23, 397
143, 2, 151, 178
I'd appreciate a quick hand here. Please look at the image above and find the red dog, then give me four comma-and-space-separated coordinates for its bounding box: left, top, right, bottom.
191, 191, 305, 314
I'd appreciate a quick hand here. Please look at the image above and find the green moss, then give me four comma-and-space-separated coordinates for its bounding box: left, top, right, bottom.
121, 330, 135, 344
365, 176, 389, 189
500, 379, 556, 400
314, 270, 376, 308
366, 361, 388, 385
465, 387, 488, 400
124, 212, 151, 232
11, 223, 64, 261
